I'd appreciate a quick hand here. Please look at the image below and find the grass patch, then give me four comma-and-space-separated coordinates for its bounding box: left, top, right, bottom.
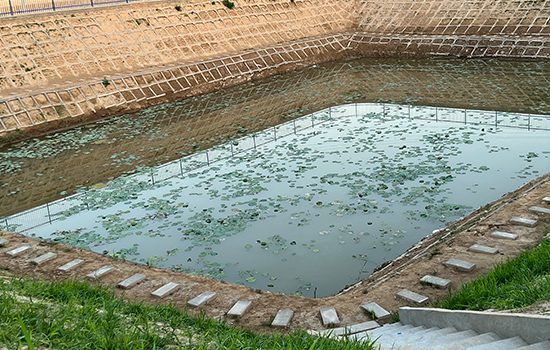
434, 235, 550, 311
0, 275, 376, 349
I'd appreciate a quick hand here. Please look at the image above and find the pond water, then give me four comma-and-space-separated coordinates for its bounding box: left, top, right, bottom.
2, 57, 550, 297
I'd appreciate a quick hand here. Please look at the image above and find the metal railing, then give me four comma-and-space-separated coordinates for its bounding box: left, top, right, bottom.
4, 102, 550, 233
0, 0, 142, 16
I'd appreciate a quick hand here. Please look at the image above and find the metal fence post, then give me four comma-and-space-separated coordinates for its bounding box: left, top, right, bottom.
91, 0, 94, 6
46, 203, 52, 224
51, 0, 56, 11
8, 0, 13, 15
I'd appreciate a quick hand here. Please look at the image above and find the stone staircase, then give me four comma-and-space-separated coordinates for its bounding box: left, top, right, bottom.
357, 307, 550, 350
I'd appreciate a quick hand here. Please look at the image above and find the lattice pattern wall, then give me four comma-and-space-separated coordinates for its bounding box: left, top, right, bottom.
357, 0, 550, 36
0, 0, 354, 94
0, 34, 352, 132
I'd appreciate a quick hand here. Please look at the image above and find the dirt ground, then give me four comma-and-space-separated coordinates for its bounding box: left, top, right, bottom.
1, 173, 549, 333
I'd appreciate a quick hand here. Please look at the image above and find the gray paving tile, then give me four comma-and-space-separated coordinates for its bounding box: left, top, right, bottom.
227, 300, 252, 317
86, 266, 113, 279
396, 289, 428, 304
58, 259, 84, 271
362, 302, 390, 320
320, 307, 340, 326
490, 231, 518, 240
420, 275, 451, 288
271, 310, 293, 327
444, 258, 476, 272
469, 244, 499, 254
188, 291, 216, 307
510, 216, 537, 227
152, 282, 179, 298
31, 252, 57, 265
6, 245, 30, 256
118, 273, 145, 289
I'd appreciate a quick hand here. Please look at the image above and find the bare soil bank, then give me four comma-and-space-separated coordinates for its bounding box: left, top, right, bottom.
1, 174, 549, 332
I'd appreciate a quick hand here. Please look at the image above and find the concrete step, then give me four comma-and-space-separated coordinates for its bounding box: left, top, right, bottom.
376, 326, 461, 350
490, 231, 518, 240
271, 309, 293, 327
0, 238, 8, 247
444, 258, 476, 272
510, 216, 537, 227
362, 302, 390, 321
420, 275, 451, 288
529, 206, 550, 215
58, 259, 84, 271
86, 266, 113, 279
313, 320, 380, 338
368, 323, 413, 338
6, 245, 30, 256
320, 307, 340, 327
118, 273, 145, 289
30, 252, 57, 265
397, 289, 429, 304
188, 291, 216, 307
469, 244, 499, 254
542, 197, 550, 205
430, 332, 500, 350
463, 336, 528, 350
517, 340, 550, 349
151, 282, 179, 298
227, 300, 251, 318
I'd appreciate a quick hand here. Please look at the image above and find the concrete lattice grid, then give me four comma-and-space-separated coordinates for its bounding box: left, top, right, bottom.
0, 0, 549, 134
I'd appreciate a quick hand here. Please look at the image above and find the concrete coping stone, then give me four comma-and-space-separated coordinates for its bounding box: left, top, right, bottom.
444, 258, 476, 272
490, 231, 518, 240
31, 252, 57, 265
510, 216, 537, 227
58, 259, 84, 271
362, 302, 390, 320
152, 282, 179, 298
0, 238, 8, 247
420, 275, 451, 288
320, 307, 340, 327
227, 300, 252, 317
396, 289, 429, 304
118, 273, 146, 289
312, 320, 380, 337
6, 245, 31, 256
86, 266, 113, 279
271, 310, 294, 327
542, 197, 550, 204
469, 244, 499, 254
529, 206, 550, 215
188, 291, 216, 307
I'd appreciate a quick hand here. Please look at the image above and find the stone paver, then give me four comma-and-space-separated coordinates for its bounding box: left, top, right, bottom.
362, 302, 390, 320
6, 245, 30, 256
444, 258, 476, 272
529, 206, 550, 215
490, 231, 518, 240
510, 216, 537, 227
271, 310, 294, 327
152, 282, 179, 298
227, 300, 252, 317
118, 273, 145, 289
396, 289, 429, 304
320, 307, 340, 326
469, 244, 499, 254
31, 252, 57, 265
0, 238, 8, 247
420, 275, 451, 288
542, 197, 550, 205
58, 259, 84, 271
188, 291, 216, 307
86, 266, 113, 279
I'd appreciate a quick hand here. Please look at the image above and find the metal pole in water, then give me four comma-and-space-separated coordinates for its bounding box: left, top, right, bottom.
231, 143, 234, 157
46, 203, 52, 224
273, 126, 277, 141
206, 152, 210, 166
253, 135, 256, 149
436, 107, 438, 122
408, 105, 411, 120
4, 218, 8, 230
495, 111, 498, 128
355, 103, 358, 117
179, 159, 183, 176
528, 114, 531, 131
151, 173, 155, 185
464, 110, 467, 125
293, 119, 296, 134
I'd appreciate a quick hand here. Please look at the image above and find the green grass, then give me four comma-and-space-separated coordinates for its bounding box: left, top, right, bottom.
0, 276, 376, 349
434, 235, 550, 311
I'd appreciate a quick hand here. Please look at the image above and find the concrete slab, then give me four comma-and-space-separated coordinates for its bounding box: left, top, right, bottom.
529, 206, 550, 215
227, 300, 252, 317
396, 289, 429, 304
469, 244, 499, 254
510, 216, 537, 227
86, 266, 113, 279
271, 310, 293, 327
0, 238, 8, 247
320, 308, 340, 326
6, 245, 30, 256
58, 259, 84, 271
542, 197, 550, 205
31, 252, 57, 265
188, 291, 216, 307
117, 273, 145, 289
490, 231, 518, 240
362, 302, 390, 320
444, 258, 476, 272
420, 275, 451, 288
151, 282, 179, 298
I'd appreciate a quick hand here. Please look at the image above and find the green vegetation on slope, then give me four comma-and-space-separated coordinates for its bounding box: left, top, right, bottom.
0, 276, 375, 350
435, 231, 550, 311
